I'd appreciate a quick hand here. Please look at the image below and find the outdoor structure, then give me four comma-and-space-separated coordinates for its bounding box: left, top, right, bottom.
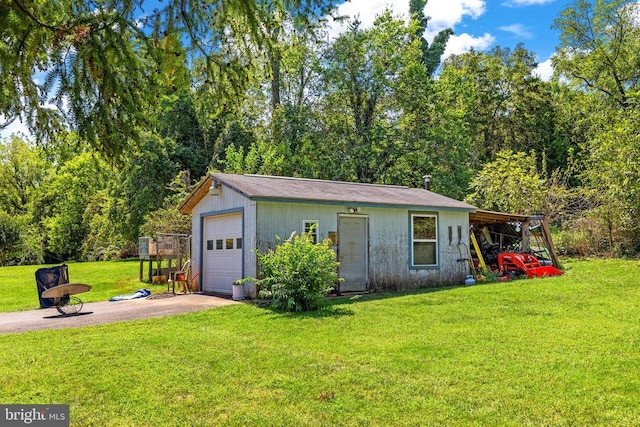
179, 173, 478, 298
468, 210, 562, 272
138, 233, 190, 282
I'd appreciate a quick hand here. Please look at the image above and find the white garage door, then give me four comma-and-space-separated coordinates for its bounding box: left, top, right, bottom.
202, 213, 243, 294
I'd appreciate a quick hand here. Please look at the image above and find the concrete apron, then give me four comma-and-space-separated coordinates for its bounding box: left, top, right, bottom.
0, 293, 237, 334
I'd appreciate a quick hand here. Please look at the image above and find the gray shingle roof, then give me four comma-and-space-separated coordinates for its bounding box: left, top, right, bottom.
213, 173, 476, 211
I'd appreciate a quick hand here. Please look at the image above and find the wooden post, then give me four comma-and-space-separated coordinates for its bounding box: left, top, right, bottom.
540, 219, 561, 269
521, 220, 530, 252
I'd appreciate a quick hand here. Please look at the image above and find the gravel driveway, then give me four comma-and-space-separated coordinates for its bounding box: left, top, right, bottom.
0, 293, 238, 334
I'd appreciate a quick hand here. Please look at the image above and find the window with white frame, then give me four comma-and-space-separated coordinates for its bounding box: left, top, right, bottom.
411, 214, 437, 267
303, 220, 319, 243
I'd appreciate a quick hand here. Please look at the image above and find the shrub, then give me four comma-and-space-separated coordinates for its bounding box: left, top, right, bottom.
251, 230, 340, 312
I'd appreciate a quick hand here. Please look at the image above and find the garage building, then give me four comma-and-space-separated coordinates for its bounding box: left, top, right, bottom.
179, 173, 478, 298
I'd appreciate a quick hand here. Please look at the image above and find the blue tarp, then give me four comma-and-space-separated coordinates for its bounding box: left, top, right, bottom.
109, 288, 151, 302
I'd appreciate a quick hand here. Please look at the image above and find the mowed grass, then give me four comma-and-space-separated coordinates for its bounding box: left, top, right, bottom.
1, 258, 640, 426
0, 260, 158, 312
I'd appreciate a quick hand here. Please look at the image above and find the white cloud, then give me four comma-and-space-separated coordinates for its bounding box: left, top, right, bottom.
326, 0, 409, 40
503, 0, 555, 6
326, 0, 488, 44
533, 57, 554, 81
324, 0, 494, 65
499, 23, 533, 38
444, 32, 496, 57
423, 0, 486, 41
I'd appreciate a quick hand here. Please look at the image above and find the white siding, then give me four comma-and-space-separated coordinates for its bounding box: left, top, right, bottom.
368, 209, 470, 290
256, 202, 340, 251
256, 202, 471, 291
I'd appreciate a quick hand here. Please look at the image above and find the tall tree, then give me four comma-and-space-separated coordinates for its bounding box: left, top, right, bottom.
320, 13, 418, 183
0, 0, 337, 159
409, 0, 453, 76
554, 0, 640, 254
553, 0, 640, 109
439, 46, 566, 173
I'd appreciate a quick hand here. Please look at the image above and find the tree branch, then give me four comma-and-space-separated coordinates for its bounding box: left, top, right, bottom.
12, 0, 63, 32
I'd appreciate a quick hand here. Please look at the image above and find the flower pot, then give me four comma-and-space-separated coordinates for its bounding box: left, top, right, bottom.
232, 283, 245, 301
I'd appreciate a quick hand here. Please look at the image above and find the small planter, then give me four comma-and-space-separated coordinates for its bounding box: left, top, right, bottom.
232, 282, 245, 301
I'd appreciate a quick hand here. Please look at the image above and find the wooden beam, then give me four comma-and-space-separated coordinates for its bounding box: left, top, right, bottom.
540, 219, 561, 269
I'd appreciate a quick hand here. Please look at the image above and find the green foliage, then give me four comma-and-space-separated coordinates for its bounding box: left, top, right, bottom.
0, 212, 21, 266
318, 12, 423, 183
222, 141, 286, 175
1, 0, 337, 160
157, 91, 210, 179
40, 152, 108, 260
213, 120, 257, 167
466, 150, 547, 214
15, 217, 45, 266
140, 171, 193, 237
550, 0, 640, 255
440, 46, 566, 172
0, 137, 46, 215
3, 0, 640, 261
251, 230, 340, 312
81, 191, 127, 261
553, 0, 640, 109
111, 132, 180, 243
577, 110, 640, 255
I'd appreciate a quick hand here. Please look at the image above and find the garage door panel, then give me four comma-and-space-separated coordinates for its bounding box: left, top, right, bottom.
203, 213, 243, 293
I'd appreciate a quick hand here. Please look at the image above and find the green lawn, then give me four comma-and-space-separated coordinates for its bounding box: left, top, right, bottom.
0, 260, 158, 312
1, 258, 639, 426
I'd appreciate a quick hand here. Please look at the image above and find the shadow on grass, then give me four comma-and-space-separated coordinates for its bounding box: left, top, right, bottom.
255, 300, 356, 318
256, 283, 482, 318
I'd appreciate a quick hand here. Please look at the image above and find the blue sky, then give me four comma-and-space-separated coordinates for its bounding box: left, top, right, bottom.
327, 0, 567, 79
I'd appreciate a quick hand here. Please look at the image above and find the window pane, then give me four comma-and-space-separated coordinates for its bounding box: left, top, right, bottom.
413, 242, 436, 266
216, 239, 223, 250
226, 238, 234, 249
304, 221, 318, 243
236, 238, 243, 249
413, 216, 436, 240
206, 240, 214, 251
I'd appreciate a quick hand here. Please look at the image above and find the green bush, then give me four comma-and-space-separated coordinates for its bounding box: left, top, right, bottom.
251, 230, 340, 312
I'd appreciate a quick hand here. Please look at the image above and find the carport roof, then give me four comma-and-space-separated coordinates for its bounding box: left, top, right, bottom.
469, 209, 530, 225
179, 173, 477, 214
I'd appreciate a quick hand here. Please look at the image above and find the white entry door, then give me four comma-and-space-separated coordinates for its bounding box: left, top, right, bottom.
202, 213, 243, 294
338, 215, 368, 292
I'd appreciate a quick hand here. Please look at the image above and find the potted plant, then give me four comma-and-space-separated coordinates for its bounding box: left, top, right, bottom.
232, 280, 245, 301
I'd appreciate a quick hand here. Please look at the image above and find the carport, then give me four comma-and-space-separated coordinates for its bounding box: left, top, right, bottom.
469, 210, 561, 271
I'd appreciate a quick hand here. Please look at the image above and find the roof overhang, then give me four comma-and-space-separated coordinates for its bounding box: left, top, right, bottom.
179, 175, 213, 215
469, 209, 530, 225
